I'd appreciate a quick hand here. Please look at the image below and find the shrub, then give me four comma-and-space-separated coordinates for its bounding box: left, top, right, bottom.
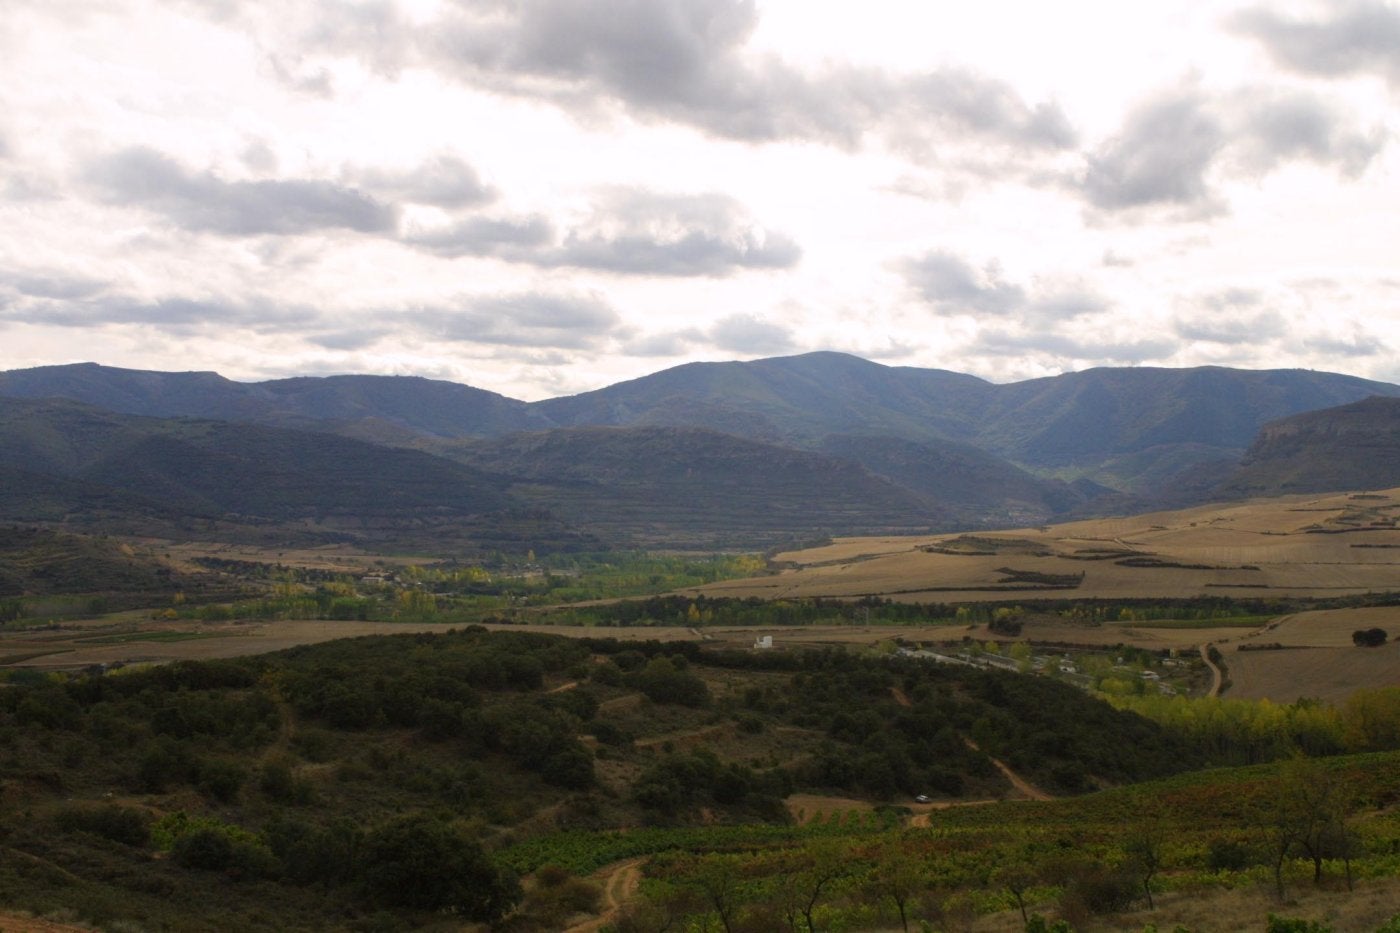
53, 804, 151, 847
172, 828, 233, 871
1265, 916, 1332, 933
359, 814, 521, 920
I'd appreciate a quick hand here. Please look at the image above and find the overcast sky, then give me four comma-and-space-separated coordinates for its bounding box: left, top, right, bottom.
2, 0, 1398, 399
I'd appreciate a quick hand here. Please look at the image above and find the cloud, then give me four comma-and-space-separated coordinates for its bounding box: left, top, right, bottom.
901, 251, 1114, 326
406, 215, 556, 258
706, 313, 796, 354
973, 328, 1177, 364
1080, 84, 1386, 218
1174, 309, 1287, 345
1301, 330, 1388, 357
85, 147, 398, 236
622, 330, 706, 357
1, 272, 107, 301
1081, 88, 1226, 216
305, 329, 389, 351
406, 189, 800, 276
1232, 2, 1400, 86
350, 154, 495, 208
410, 292, 621, 349
547, 191, 800, 275
419, 0, 1076, 153
901, 251, 1025, 315
1227, 89, 1386, 177
5, 294, 314, 333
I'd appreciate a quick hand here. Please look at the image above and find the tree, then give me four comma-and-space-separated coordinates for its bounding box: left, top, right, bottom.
1351, 627, 1387, 647
1257, 758, 1356, 900
868, 841, 928, 933
359, 814, 520, 920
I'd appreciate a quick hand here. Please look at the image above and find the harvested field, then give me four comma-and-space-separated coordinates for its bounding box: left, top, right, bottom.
1244, 606, 1400, 648
692, 488, 1400, 603
1218, 606, 1400, 702
1222, 644, 1400, 704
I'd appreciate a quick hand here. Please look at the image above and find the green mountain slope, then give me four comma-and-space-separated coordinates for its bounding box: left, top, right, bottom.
450, 425, 953, 547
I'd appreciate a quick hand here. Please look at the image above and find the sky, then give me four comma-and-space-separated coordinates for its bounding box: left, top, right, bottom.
1, 0, 1398, 401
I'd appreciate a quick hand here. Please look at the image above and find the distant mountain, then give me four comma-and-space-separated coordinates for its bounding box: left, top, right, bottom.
533, 351, 990, 445
1214, 396, 1400, 497
813, 433, 1109, 527
0, 397, 588, 553
971, 366, 1400, 476
0, 363, 547, 438
4, 355, 1399, 528
450, 425, 953, 548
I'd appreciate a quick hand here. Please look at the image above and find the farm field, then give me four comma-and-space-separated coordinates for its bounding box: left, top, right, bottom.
690, 487, 1400, 603
1219, 606, 1400, 703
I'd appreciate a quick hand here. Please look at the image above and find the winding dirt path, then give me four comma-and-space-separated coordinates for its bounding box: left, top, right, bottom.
563, 857, 645, 933
1200, 643, 1224, 698
963, 738, 1054, 802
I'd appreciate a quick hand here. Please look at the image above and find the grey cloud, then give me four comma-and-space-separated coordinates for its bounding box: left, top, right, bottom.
5, 294, 313, 333
1081, 84, 1386, 218
902, 251, 1110, 322
413, 292, 620, 349
0, 130, 10, 159
2, 272, 107, 301
266, 53, 335, 97
407, 215, 555, 258
352, 155, 495, 208
622, 330, 705, 357
1203, 288, 1263, 311
1082, 88, 1226, 215
1027, 289, 1108, 320
305, 329, 389, 351
1233, 2, 1400, 86
85, 147, 398, 236
1174, 309, 1286, 345
424, 0, 1075, 152
1230, 91, 1386, 177
1302, 331, 1388, 357
547, 191, 801, 275
707, 313, 795, 355
975, 329, 1176, 364
406, 189, 799, 276
901, 252, 1026, 315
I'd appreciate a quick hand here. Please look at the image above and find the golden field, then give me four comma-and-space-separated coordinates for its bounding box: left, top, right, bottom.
689, 488, 1400, 603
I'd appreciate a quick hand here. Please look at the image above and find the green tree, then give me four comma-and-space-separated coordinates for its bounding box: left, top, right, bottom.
359, 814, 520, 920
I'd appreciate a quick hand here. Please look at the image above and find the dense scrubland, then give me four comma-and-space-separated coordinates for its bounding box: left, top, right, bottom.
4, 623, 1400, 931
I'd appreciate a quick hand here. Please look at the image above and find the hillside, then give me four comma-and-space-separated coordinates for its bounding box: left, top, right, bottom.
0, 627, 1207, 930
5, 356, 1397, 503
1216, 396, 1400, 497
0, 397, 589, 554
449, 425, 952, 547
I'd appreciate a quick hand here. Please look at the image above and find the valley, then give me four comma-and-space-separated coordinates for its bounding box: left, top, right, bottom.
2, 356, 1400, 932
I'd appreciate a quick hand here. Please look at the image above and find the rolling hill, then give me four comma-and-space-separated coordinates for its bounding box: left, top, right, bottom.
3, 356, 1400, 548
0, 397, 589, 553
448, 425, 954, 548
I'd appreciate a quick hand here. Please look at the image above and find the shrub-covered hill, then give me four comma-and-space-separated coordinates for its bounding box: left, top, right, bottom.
0, 627, 1210, 930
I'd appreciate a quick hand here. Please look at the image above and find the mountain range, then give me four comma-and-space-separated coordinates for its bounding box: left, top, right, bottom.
1, 354, 1397, 550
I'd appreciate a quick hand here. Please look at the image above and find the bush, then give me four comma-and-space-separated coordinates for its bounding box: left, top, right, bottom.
1352, 628, 1388, 647
1059, 864, 1138, 920
359, 814, 521, 920
1205, 837, 1251, 872
172, 828, 233, 871
1265, 916, 1332, 933
53, 804, 150, 847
